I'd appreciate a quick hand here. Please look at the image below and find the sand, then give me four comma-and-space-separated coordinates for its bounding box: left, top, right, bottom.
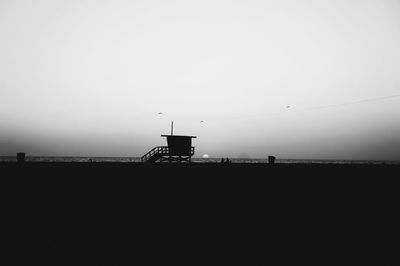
2, 162, 399, 265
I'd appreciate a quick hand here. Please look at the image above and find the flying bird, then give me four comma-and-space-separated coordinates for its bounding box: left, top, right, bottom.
200, 120, 205, 123
286, 106, 291, 108
158, 112, 163, 115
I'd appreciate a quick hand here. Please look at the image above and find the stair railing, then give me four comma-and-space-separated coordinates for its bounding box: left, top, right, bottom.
141, 146, 169, 162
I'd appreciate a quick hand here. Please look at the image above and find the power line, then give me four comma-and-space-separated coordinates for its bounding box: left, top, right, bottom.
209, 93, 400, 121
297, 93, 400, 112
153, 93, 400, 123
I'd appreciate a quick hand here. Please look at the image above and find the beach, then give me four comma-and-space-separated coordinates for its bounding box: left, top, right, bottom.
2, 162, 400, 265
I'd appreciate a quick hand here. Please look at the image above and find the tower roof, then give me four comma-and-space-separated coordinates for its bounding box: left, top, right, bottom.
161, 135, 197, 138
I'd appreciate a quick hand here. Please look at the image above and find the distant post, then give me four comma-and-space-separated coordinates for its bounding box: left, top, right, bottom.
268, 156, 275, 164
17, 152, 25, 163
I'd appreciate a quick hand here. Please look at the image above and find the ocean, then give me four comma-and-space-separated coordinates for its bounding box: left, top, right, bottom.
0, 156, 398, 164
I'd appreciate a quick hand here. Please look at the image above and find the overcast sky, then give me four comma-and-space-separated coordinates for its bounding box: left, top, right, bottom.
1, 0, 400, 160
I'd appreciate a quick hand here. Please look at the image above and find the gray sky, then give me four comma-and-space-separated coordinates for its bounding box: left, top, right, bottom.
1, 0, 400, 160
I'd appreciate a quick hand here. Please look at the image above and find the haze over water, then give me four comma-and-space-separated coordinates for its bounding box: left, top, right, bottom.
1, 156, 399, 165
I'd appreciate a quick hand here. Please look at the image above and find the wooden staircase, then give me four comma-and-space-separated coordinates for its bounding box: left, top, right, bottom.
141, 146, 169, 163
141, 146, 195, 163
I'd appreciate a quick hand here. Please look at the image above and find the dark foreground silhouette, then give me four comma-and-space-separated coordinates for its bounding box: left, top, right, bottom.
1, 162, 400, 265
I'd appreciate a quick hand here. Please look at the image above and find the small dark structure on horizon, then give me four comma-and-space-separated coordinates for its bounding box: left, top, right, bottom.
17, 152, 25, 163
268, 156, 276, 164
141, 122, 196, 163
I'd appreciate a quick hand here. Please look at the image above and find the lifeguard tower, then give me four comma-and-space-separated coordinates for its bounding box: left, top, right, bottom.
141, 122, 196, 163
